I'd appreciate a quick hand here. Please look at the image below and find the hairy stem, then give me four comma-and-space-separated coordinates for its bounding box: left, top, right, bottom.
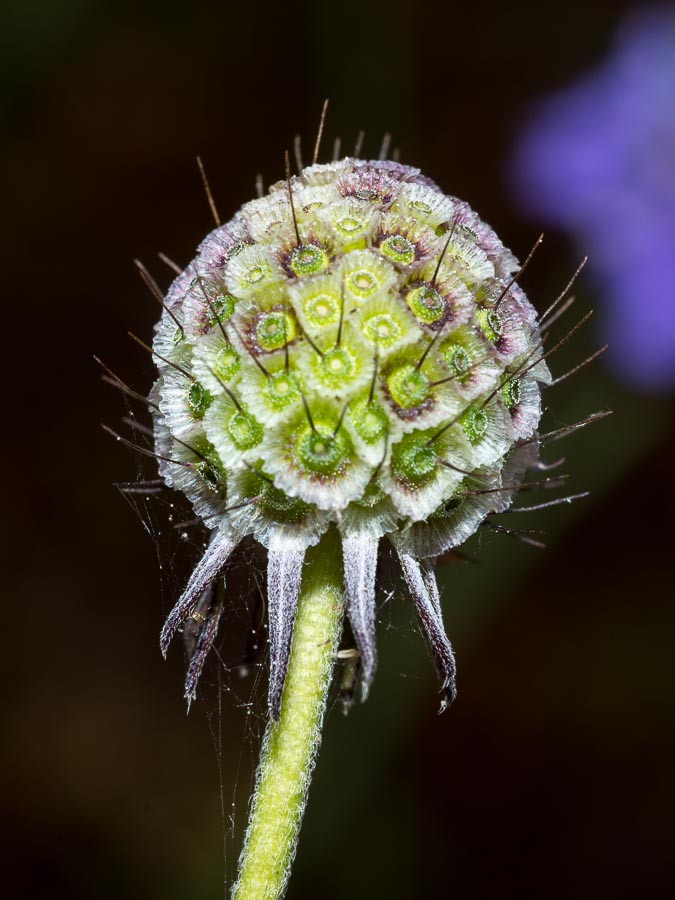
233, 528, 345, 900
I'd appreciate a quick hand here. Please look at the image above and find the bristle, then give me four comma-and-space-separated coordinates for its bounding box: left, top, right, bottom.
196, 155, 221, 226
313, 99, 329, 165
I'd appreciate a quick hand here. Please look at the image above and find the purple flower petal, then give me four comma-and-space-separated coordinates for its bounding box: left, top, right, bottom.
509, 6, 675, 389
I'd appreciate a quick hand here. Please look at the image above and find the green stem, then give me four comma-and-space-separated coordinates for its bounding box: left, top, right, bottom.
233, 528, 345, 900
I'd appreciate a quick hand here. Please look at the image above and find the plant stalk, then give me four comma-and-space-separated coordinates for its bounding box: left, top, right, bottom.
232, 528, 344, 900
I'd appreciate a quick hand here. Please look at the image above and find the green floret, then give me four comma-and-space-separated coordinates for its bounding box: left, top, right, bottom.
260, 483, 310, 524
461, 405, 489, 443
264, 371, 301, 412
315, 348, 356, 389
348, 397, 388, 444
438, 341, 471, 381
390, 432, 438, 487
406, 284, 445, 325
288, 243, 330, 277
334, 214, 364, 239
255, 310, 297, 352
362, 313, 402, 349
295, 424, 350, 476
386, 363, 430, 409
476, 307, 503, 343
206, 293, 236, 329
228, 410, 264, 450
380, 234, 416, 265
214, 346, 241, 381
194, 441, 226, 493
304, 293, 340, 328
187, 381, 212, 419
501, 377, 521, 409
345, 269, 379, 299
245, 263, 268, 285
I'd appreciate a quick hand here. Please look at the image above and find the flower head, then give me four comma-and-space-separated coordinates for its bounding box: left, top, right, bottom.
151, 157, 551, 715
510, 6, 675, 389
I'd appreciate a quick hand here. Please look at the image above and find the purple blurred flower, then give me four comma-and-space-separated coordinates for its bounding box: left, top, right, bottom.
510, 6, 675, 389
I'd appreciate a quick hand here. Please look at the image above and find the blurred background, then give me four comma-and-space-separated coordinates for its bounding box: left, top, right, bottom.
2, 1, 674, 897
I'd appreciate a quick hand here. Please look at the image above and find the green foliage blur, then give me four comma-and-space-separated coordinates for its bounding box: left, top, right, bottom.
2, 1, 673, 898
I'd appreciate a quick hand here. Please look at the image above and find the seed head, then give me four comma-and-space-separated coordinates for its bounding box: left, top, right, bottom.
150, 156, 556, 715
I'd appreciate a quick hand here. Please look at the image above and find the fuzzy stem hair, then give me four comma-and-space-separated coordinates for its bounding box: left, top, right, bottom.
232, 527, 345, 900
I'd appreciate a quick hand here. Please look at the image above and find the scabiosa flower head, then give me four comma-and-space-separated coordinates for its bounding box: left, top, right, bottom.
509, 5, 675, 389
152, 156, 552, 716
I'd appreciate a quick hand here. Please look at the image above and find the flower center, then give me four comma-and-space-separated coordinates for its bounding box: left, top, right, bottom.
451, 347, 471, 374
362, 313, 402, 349
461, 406, 489, 443
289, 244, 329, 277
246, 264, 267, 285
255, 310, 296, 352
206, 293, 236, 329
502, 378, 521, 409
265, 371, 300, 411
295, 425, 349, 476
187, 381, 212, 419
349, 398, 387, 444
214, 346, 241, 381
391, 433, 438, 487
228, 411, 263, 450
439, 341, 471, 381
224, 240, 245, 261
346, 270, 379, 299
260, 483, 308, 522
355, 188, 379, 202
406, 285, 445, 324
411, 199, 432, 215
380, 234, 415, 265
477, 307, 504, 343
317, 348, 356, 388
387, 364, 430, 410
337, 216, 361, 234
301, 291, 340, 329
196, 460, 222, 492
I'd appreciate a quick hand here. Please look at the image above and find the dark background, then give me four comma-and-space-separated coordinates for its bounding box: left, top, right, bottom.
3, 1, 674, 898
